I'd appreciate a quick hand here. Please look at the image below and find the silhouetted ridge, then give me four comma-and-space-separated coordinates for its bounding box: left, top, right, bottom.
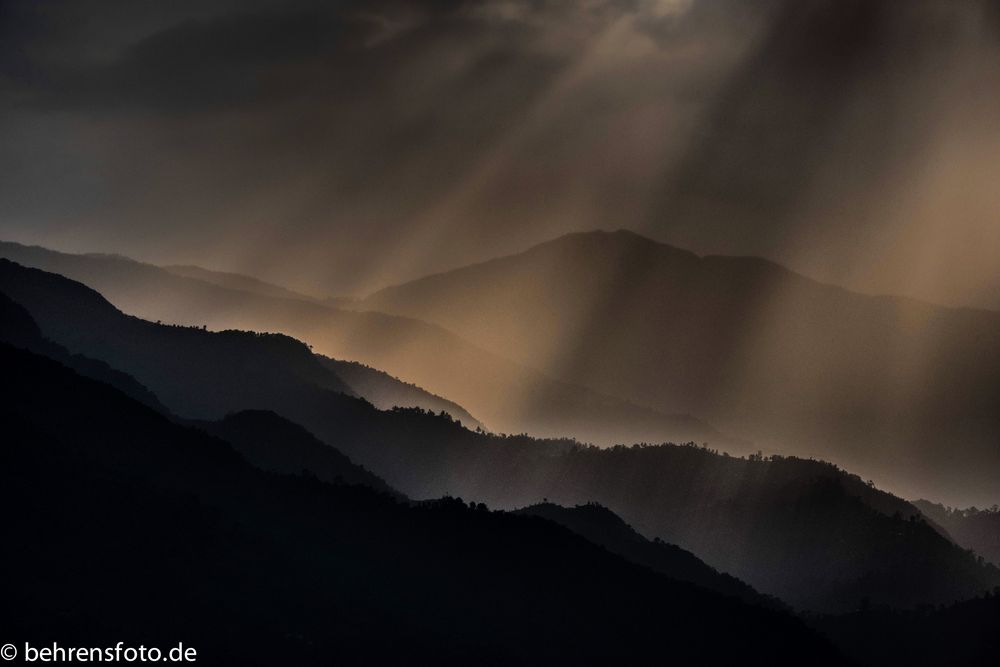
0, 241, 729, 448
0, 257, 358, 418
362, 229, 1000, 506
0, 289, 165, 412
0, 289, 44, 345
2, 280, 394, 497
915, 500, 1000, 567
0, 343, 843, 665
200, 410, 399, 497
515, 502, 777, 608
3, 259, 997, 613
528, 228, 700, 263
317, 355, 482, 430
811, 592, 1000, 667
162, 263, 314, 301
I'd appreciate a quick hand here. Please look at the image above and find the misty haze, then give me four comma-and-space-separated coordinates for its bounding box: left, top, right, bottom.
2, 1, 999, 665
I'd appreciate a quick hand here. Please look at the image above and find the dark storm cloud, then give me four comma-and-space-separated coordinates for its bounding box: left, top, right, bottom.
0, 0, 590, 285
644, 0, 1000, 282
1, 0, 998, 307
1, 0, 679, 117
1, 1, 488, 112
633, 0, 772, 47
651, 0, 909, 234
54, 13, 365, 111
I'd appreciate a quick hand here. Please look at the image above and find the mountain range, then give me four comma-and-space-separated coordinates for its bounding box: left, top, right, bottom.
7, 1, 1000, 662
3, 257, 997, 615
514, 502, 777, 609
3, 341, 845, 665
362, 230, 1000, 506
914, 500, 1000, 567
0, 240, 723, 447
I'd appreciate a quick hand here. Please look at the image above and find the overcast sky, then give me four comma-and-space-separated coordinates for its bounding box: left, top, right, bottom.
2, 0, 999, 306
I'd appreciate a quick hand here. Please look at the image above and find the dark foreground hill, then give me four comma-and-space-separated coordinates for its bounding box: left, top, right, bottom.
483, 446, 1000, 612
515, 502, 776, 609
0, 269, 760, 605
0, 343, 843, 666
198, 409, 400, 498
0, 291, 164, 412
810, 593, 1000, 667
2, 259, 997, 613
0, 287, 398, 499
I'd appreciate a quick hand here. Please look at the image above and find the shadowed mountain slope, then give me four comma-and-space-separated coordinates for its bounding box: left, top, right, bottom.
0, 241, 724, 447
364, 230, 1000, 506
0, 258, 357, 418
515, 502, 776, 609
0, 290, 396, 498
162, 263, 318, 301
1, 343, 844, 665
915, 500, 1000, 567
317, 356, 482, 430
471, 444, 1000, 612
199, 409, 400, 498
2, 259, 996, 613
0, 291, 165, 412
810, 593, 1000, 667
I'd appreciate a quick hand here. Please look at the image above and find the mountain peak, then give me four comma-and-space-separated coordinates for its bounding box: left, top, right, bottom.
532, 228, 699, 261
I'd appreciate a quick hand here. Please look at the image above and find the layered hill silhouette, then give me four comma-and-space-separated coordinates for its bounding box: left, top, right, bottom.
2, 258, 997, 613
199, 410, 400, 498
0, 291, 165, 412
1, 290, 782, 615
811, 593, 1000, 667
450, 441, 1000, 612
1, 286, 396, 497
161, 262, 318, 301
363, 230, 1000, 506
2, 342, 846, 665
317, 356, 482, 430
0, 241, 724, 447
915, 500, 1000, 567
514, 502, 776, 609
